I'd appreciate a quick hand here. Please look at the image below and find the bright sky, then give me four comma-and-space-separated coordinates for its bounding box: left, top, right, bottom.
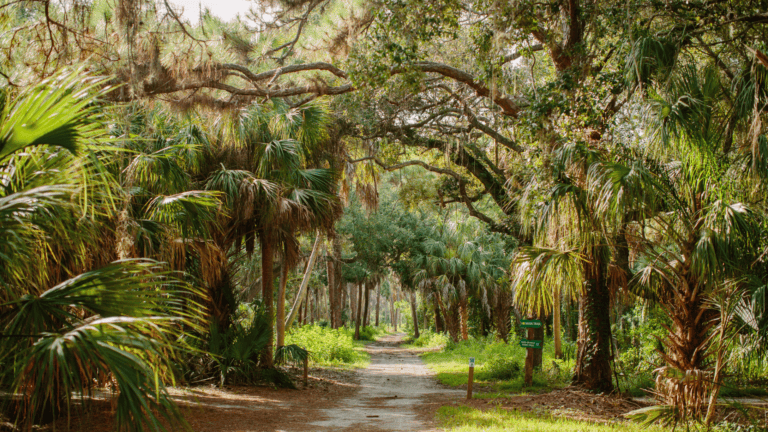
167, 0, 254, 23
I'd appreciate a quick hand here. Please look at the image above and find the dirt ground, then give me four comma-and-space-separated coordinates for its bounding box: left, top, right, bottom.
7, 334, 765, 431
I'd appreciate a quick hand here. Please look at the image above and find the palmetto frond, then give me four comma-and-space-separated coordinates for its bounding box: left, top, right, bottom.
1, 259, 202, 432
0, 70, 107, 161
510, 246, 584, 315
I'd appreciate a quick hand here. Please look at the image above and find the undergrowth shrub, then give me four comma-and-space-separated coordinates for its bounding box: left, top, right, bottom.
286, 324, 367, 366
357, 325, 385, 341
409, 330, 449, 348
483, 356, 522, 380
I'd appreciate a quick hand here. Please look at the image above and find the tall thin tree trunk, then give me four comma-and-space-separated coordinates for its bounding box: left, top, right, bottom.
389, 290, 395, 328
532, 311, 544, 369
362, 283, 370, 327
285, 233, 322, 331
259, 232, 275, 368
554, 287, 562, 358
354, 283, 363, 340
351, 282, 358, 327
409, 290, 420, 339
276, 245, 289, 348
375, 283, 381, 327
326, 251, 335, 326
331, 236, 343, 328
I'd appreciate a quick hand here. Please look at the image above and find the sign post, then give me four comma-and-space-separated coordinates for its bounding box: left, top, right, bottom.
467, 357, 475, 399
522, 319, 543, 386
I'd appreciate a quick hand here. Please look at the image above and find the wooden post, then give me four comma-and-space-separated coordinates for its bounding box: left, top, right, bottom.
467, 357, 475, 399
303, 356, 309, 386
524, 326, 534, 386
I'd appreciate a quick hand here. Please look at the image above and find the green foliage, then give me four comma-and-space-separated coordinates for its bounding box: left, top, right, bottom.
204, 311, 271, 386
357, 325, 385, 341
285, 325, 369, 367
438, 405, 670, 432
407, 329, 450, 348
420, 334, 571, 392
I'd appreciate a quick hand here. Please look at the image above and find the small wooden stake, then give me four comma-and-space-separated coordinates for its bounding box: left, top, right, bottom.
467, 357, 475, 399
303, 357, 309, 386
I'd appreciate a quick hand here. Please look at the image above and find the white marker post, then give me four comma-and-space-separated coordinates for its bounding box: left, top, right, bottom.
467, 357, 475, 399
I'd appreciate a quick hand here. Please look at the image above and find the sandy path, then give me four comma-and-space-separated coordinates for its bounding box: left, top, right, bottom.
301, 333, 463, 432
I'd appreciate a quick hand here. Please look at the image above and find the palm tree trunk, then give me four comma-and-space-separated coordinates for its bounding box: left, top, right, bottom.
459, 293, 469, 341
259, 232, 275, 369
572, 255, 613, 392
554, 286, 562, 358
493, 289, 511, 342
285, 233, 322, 331
409, 290, 420, 339
433, 294, 445, 333
439, 294, 460, 343
276, 247, 289, 348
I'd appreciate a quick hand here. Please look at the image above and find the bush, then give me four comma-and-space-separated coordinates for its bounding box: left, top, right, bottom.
286, 324, 368, 366
483, 355, 522, 380
358, 325, 384, 341
409, 330, 449, 348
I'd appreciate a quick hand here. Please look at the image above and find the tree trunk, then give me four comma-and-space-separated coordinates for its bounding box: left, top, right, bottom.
572, 255, 613, 393
350, 282, 358, 328
554, 287, 562, 358
494, 289, 511, 342
354, 283, 363, 340
459, 293, 469, 341
532, 312, 544, 369
276, 246, 289, 348
285, 233, 322, 331
409, 290, 420, 339
259, 231, 275, 369
390, 290, 397, 331
438, 294, 460, 343
326, 251, 335, 326
362, 283, 370, 327
375, 283, 381, 327
331, 236, 343, 328
433, 294, 445, 333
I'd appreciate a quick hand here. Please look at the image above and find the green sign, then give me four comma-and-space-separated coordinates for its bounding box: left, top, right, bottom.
521, 319, 542, 328
519, 339, 543, 349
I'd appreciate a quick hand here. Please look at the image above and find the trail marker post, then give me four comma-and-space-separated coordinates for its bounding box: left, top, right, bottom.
467, 357, 475, 399
521, 319, 543, 386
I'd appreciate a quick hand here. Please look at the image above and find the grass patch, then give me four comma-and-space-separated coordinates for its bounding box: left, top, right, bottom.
285, 324, 371, 368
437, 406, 670, 432
403, 329, 449, 349
420, 334, 572, 393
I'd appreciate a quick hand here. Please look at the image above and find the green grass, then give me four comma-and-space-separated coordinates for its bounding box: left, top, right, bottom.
285, 324, 374, 368
437, 406, 670, 432
403, 329, 450, 349
419, 334, 573, 393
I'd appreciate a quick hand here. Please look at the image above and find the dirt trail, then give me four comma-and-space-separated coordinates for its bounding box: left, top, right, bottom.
41, 333, 460, 432
301, 332, 463, 432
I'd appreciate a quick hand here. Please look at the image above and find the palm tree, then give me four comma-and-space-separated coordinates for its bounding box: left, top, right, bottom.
201, 100, 341, 367
512, 141, 625, 393
622, 65, 761, 417
0, 72, 198, 430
